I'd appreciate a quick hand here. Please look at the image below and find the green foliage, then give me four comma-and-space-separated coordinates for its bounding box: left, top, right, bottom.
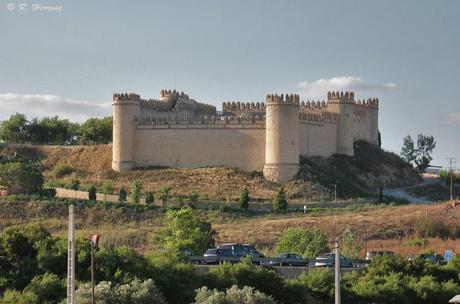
239, 188, 249, 210
401, 134, 436, 173
0, 289, 38, 304
24, 273, 65, 304
298, 268, 334, 301
101, 181, 114, 195
88, 184, 97, 201
52, 164, 75, 178
275, 228, 328, 259
161, 207, 215, 255
75, 279, 166, 304
0, 113, 29, 143
78, 116, 112, 144
118, 186, 127, 202
130, 180, 142, 204
341, 229, 364, 259
189, 190, 200, 204
273, 186, 287, 210
0, 161, 43, 194
0, 113, 111, 145
159, 186, 171, 205
404, 238, 429, 247
69, 179, 80, 191
145, 191, 155, 204
194, 285, 276, 304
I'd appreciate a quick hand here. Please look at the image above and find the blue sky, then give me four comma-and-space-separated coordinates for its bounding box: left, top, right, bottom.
0, 0, 459, 167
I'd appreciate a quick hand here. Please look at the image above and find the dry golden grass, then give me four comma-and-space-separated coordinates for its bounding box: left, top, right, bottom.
6, 144, 328, 201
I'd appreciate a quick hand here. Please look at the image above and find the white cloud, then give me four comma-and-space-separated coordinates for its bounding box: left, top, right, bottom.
446, 113, 460, 125
0, 93, 111, 122
295, 76, 396, 100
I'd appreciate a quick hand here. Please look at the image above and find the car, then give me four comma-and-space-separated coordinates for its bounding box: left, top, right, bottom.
268, 253, 307, 267
203, 248, 218, 257
365, 251, 395, 260
311, 253, 353, 268
408, 253, 444, 264
217, 243, 260, 257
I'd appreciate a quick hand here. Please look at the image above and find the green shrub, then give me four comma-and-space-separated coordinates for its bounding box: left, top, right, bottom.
146, 192, 155, 204
119, 186, 127, 202
298, 268, 334, 301
239, 188, 249, 210
24, 273, 65, 304
130, 180, 142, 204
52, 164, 75, 178
88, 185, 97, 201
404, 238, 428, 247
273, 186, 287, 210
101, 181, 114, 195
194, 285, 276, 304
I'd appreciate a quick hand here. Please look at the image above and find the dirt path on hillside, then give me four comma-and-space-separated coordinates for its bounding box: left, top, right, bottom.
383, 176, 441, 204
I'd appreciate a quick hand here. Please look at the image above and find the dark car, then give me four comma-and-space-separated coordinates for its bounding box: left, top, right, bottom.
268, 253, 307, 267
203, 248, 218, 257
217, 243, 261, 257
365, 251, 394, 260
311, 253, 353, 268
408, 253, 444, 264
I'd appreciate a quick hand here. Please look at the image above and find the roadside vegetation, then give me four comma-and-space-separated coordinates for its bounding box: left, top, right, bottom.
2, 210, 460, 304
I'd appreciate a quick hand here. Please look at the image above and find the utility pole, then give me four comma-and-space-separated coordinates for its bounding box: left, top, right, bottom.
335, 237, 341, 304
90, 234, 100, 304
447, 158, 457, 201
67, 204, 75, 304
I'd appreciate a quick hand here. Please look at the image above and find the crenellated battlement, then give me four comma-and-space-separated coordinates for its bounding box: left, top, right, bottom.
300, 100, 328, 109
113, 92, 141, 102
136, 114, 265, 126
266, 93, 300, 104
160, 89, 190, 100
222, 101, 265, 113
326, 91, 378, 108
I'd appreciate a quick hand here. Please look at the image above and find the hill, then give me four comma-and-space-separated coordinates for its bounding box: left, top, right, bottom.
0, 141, 421, 201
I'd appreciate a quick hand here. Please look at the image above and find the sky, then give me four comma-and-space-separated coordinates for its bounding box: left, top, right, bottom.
0, 0, 459, 167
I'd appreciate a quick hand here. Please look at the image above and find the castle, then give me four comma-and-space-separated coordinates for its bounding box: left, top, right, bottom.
112, 89, 379, 183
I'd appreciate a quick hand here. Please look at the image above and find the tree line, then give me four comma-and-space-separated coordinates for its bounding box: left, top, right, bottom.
0, 113, 112, 145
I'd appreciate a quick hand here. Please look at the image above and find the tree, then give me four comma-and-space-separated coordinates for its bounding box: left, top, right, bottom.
0, 162, 43, 194
118, 186, 127, 202
130, 180, 142, 204
239, 188, 249, 210
378, 185, 384, 204
401, 134, 436, 173
162, 207, 215, 255
88, 184, 97, 201
414, 134, 436, 173
273, 186, 288, 210
275, 228, 328, 259
341, 229, 364, 259
146, 192, 155, 204
194, 285, 276, 304
79, 116, 113, 144
0, 113, 29, 143
24, 273, 65, 304
159, 186, 171, 206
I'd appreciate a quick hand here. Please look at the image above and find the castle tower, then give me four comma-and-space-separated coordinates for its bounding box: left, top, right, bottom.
112, 93, 140, 171
263, 94, 300, 183
327, 91, 355, 156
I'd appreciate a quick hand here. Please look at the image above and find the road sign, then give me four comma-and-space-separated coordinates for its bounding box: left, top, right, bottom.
445, 250, 453, 262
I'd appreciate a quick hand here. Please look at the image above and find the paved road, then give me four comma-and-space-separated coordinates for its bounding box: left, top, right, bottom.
383, 176, 441, 204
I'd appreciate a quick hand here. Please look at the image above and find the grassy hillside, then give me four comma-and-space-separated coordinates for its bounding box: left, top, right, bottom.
2, 200, 459, 256
0, 142, 421, 201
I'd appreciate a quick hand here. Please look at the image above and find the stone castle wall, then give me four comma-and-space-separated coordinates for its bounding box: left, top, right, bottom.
112, 90, 379, 182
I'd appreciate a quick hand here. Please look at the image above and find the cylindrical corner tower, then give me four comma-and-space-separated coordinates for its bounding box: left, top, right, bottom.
112, 93, 140, 171
263, 94, 300, 183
